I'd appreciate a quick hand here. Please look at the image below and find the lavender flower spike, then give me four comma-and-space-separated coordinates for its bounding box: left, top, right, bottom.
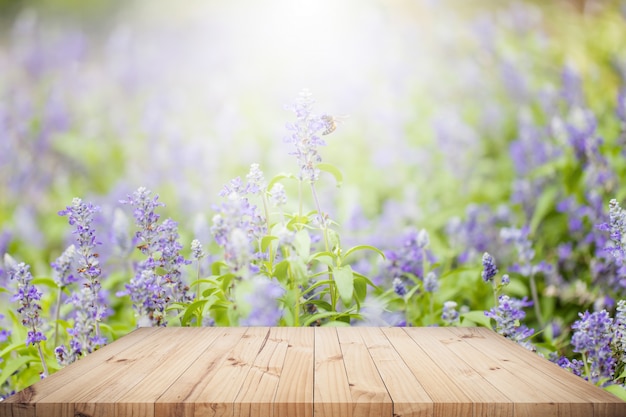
442, 301, 460, 325
571, 310, 616, 386
58, 198, 102, 285
598, 199, 626, 262
485, 295, 535, 351
8, 259, 49, 376
481, 252, 498, 282
284, 89, 327, 183
56, 197, 107, 364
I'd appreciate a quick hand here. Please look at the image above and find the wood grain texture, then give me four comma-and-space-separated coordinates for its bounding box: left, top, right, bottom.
3, 326, 625, 417
272, 327, 314, 417
314, 327, 353, 417
337, 327, 392, 417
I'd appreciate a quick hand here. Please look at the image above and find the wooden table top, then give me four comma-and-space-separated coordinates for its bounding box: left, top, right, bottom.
2, 326, 625, 417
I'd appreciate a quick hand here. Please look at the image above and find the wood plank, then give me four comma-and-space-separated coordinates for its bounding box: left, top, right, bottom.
382, 327, 473, 417
426, 327, 568, 417
35, 327, 191, 417
403, 327, 514, 417
115, 327, 223, 417
337, 327, 392, 417
448, 327, 626, 417
358, 327, 433, 417
154, 327, 248, 417
233, 327, 290, 417
191, 327, 270, 417
313, 327, 352, 417
0, 327, 155, 417
4, 327, 625, 417
273, 327, 314, 417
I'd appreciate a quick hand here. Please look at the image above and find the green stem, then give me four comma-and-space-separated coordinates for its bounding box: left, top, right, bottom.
310, 182, 330, 252
529, 273, 543, 326
35, 337, 49, 377
54, 286, 62, 348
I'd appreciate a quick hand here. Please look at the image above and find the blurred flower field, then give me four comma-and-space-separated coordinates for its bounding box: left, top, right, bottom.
2, 0, 626, 400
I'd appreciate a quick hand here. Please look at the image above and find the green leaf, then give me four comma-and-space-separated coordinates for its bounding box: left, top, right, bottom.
305, 299, 333, 312
32, 277, 58, 289
272, 259, 290, 284
188, 278, 220, 288
352, 272, 380, 291
293, 229, 311, 258
261, 235, 278, 253
181, 299, 209, 326
302, 279, 334, 296
333, 265, 354, 306
317, 163, 343, 187
302, 311, 341, 327
211, 261, 228, 276
343, 245, 386, 261
353, 276, 367, 303
0, 355, 33, 388
461, 310, 493, 328
604, 384, 626, 402
267, 173, 296, 192
0, 341, 25, 358
322, 320, 351, 327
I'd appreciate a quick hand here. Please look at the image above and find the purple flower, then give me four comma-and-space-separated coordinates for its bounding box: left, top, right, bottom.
191, 239, 206, 261
393, 277, 407, 296
245, 163, 266, 195
211, 177, 267, 275
556, 356, 584, 377
50, 244, 79, 287
423, 271, 439, 293
571, 310, 616, 386
441, 301, 460, 325
120, 187, 164, 254
57, 197, 108, 363
598, 199, 626, 263
382, 229, 436, 285
284, 89, 327, 183
485, 295, 535, 350
269, 183, 287, 207
58, 198, 102, 283
120, 187, 193, 326
481, 252, 498, 282
8, 261, 46, 347
0, 314, 10, 352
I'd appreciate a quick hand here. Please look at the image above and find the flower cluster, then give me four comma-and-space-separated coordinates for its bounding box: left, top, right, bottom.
58, 198, 102, 284
382, 229, 434, 292
566, 309, 617, 386
211, 165, 268, 276
55, 198, 108, 364
284, 89, 328, 183
481, 252, 498, 283
485, 295, 535, 350
441, 301, 460, 325
8, 261, 46, 347
598, 199, 626, 263
50, 244, 79, 287
119, 187, 193, 326
7, 258, 49, 377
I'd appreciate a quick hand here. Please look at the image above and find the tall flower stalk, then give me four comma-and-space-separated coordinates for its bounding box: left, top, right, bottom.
50, 244, 78, 347
7, 259, 48, 377
55, 198, 107, 365
120, 187, 192, 326
284, 89, 332, 250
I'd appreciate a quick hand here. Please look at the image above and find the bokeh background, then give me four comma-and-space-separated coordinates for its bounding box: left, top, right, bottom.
2, 0, 626, 396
